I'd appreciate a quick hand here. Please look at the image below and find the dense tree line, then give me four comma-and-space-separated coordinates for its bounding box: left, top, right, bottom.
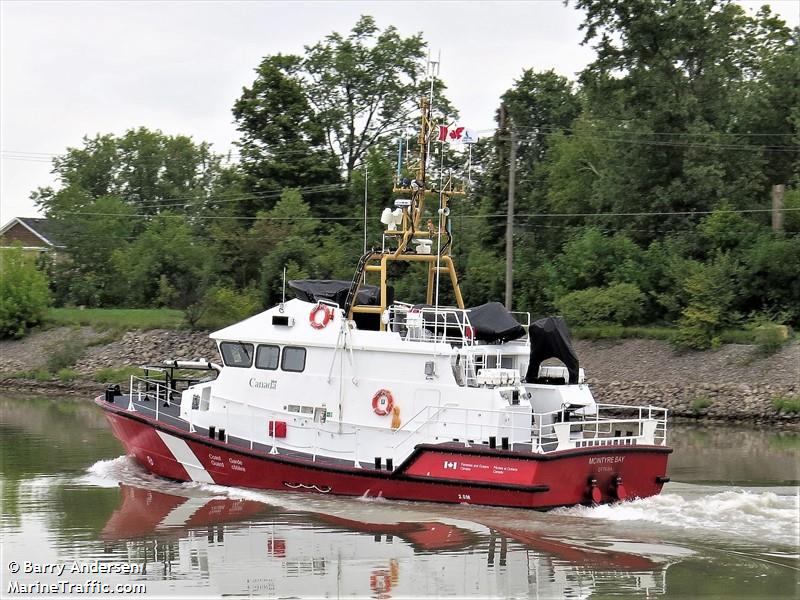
21, 3, 799, 346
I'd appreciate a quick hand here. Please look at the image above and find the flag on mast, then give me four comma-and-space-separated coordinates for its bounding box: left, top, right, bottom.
437, 125, 478, 144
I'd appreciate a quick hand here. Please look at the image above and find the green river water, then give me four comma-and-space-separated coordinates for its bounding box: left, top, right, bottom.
1, 394, 797, 599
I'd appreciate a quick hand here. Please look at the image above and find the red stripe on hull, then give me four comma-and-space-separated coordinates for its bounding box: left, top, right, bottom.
99, 401, 669, 509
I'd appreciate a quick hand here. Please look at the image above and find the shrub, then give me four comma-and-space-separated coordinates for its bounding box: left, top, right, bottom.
675, 257, 736, 350
556, 283, 645, 326
551, 229, 646, 292
8, 369, 53, 381
0, 247, 52, 338
691, 396, 713, 411
186, 285, 262, 330
772, 395, 800, 414
93, 366, 147, 383
752, 322, 790, 355
44, 338, 86, 372
56, 368, 79, 382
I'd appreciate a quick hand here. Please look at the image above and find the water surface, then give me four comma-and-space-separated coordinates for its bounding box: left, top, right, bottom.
1, 395, 797, 598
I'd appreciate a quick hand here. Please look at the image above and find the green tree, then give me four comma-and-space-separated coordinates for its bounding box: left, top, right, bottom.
113, 214, 216, 308
739, 234, 800, 323
675, 255, 738, 349
304, 15, 433, 181
47, 196, 134, 307
253, 189, 322, 305
569, 0, 796, 233
33, 128, 238, 306
0, 247, 52, 338
232, 54, 343, 213
233, 15, 454, 204
36, 128, 228, 216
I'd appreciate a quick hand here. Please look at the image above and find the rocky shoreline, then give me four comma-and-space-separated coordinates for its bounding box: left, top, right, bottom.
1, 327, 797, 427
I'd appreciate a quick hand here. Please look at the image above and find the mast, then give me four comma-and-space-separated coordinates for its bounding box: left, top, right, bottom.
347, 92, 466, 330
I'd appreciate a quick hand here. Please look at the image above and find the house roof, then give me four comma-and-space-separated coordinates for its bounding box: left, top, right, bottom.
0, 217, 66, 248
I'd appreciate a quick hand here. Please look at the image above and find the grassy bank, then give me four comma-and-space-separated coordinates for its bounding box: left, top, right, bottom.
46, 308, 185, 330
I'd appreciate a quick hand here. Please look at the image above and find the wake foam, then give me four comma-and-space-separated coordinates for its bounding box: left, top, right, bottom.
82, 456, 210, 496
84, 456, 145, 487
555, 488, 799, 547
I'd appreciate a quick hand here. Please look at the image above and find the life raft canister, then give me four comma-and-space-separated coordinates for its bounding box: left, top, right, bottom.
309, 303, 334, 329
372, 389, 394, 416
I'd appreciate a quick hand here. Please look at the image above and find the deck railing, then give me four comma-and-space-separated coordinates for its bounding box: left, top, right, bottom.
387, 303, 531, 346
127, 375, 188, 428
124, 374, 668, 466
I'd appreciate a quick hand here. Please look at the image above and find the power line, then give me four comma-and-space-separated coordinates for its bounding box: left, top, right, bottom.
501, 125, 798, 138
499, 134, 798, 152
56, 206, 800, 221
467, 207, 800, 219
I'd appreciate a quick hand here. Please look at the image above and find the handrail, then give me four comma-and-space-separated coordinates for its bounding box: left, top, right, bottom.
389, 304, 475, 346
134, 381, 668, 463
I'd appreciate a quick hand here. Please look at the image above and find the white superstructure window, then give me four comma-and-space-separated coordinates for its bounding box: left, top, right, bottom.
281, 346, 306, 372
220, 342, 254, 368
256, 345, 280, 370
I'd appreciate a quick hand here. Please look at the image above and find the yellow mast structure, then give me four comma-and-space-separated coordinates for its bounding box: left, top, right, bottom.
347, 96, 466, 330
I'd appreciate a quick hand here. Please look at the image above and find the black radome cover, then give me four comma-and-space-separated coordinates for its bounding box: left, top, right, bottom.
524, 316, 580, 384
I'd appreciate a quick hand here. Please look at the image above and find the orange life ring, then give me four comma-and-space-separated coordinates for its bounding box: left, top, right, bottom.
372, 389, 394, 416
309, 303, 334, 329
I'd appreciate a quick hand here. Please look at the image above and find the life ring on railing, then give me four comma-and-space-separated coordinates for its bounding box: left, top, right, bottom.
309, 303, 334, 329
372, 389, 394, 416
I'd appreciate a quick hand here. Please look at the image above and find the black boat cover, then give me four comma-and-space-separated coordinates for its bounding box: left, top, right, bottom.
288, 280, 381, 307
524, 316, 580, 384
468, 302, 526, 343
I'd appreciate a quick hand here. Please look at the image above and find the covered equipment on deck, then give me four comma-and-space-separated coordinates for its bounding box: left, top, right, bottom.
289, 280, 384, 308
524, 316, 580, 384
468, 302, 526, 343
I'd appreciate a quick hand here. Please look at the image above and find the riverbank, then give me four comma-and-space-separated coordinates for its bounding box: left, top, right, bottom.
1, 327, 797, 425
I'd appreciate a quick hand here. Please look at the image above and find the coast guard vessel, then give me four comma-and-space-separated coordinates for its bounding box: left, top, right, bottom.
97, 95, 671, 509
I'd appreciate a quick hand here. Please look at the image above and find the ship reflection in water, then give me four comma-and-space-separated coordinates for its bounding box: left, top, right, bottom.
100, 483, 679, 598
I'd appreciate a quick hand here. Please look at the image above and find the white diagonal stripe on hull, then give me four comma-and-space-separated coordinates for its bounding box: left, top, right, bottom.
156, 431, 215, 483
159, 497, 213, 527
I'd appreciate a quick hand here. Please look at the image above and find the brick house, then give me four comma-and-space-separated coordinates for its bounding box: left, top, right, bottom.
0, 217, 66, 257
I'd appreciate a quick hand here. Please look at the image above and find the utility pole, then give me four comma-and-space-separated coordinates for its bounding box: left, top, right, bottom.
772, 184, 784, 232
504, 108, 517, 311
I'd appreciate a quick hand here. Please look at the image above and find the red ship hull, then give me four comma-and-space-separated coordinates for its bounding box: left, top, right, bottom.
98, 398, 671, 509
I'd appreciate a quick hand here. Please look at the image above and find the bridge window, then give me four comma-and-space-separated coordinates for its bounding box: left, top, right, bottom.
281, 346, 306, 372
256, 345, 280, 370
220, 342, 254, 368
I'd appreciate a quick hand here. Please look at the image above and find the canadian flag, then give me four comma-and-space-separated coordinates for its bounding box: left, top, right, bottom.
438, 125, 464, 142
437, 125, 477, 144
